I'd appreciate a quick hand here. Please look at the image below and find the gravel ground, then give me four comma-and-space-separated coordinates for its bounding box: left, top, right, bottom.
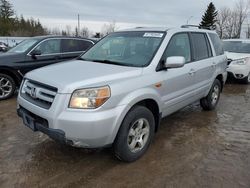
0, 83, 250, 188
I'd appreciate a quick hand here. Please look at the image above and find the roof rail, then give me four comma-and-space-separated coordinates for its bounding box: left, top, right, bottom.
181, 25, 216, 30
181, 25, 201, 29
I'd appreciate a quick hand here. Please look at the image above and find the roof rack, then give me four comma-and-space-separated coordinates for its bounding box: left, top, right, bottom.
181, 25, 216, 30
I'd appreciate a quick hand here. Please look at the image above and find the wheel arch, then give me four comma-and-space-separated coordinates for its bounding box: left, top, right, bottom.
0, 67, 22, 87
216, 74, 224, 91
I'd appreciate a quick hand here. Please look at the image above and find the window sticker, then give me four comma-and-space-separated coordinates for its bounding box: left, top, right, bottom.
143, 33, 164, 38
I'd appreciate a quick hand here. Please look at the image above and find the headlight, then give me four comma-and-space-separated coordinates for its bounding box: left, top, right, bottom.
69, 86, 111, 109
232, 58, 247, 65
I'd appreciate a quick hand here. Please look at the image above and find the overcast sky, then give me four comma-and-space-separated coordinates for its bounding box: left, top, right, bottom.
10, 0, 237, 32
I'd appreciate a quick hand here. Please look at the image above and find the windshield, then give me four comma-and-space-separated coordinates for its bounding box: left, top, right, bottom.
81, 31, 165, 67
8, 39, 39, 53
223, 41, 250, 53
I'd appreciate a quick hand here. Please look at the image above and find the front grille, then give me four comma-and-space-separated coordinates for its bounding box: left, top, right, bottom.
21, 79, 58, 109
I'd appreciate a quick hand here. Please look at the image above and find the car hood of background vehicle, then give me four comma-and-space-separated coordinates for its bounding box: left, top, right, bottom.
0, 52, 24, 65
225, 51, 250, 60
26, 60, 143, 94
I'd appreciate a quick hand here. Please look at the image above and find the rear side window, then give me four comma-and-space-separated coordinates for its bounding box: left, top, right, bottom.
209, 33, 224, 56
164, 33, 191, 63
62, 39, 93, 53
191, 33, 211, 61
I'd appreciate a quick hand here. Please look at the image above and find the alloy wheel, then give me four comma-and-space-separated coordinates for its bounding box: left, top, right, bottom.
127, 118, 150, 153
0, 76, 13, 99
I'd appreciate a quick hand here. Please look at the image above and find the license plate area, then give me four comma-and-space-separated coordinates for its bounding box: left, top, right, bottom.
22, 113, 37, 131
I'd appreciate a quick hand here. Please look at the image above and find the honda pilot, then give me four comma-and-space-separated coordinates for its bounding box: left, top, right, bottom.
17, 27, 227, 162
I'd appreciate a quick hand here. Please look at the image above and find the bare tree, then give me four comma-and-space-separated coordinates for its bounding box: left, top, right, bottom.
216, 7, 230, 38
65, 25, 72, 36
101, 21, 117, 36
80, 26, 90, 38
216, 0, 250, 39
235, 0, 249, 38
49, 27, 61, 35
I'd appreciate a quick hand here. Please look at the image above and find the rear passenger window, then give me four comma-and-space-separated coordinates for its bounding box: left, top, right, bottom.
164, 33, 191, 63
78, 40, 93, 51
62, 39, 93, 53
191, 33, 211, 61
208, 33, 224, 56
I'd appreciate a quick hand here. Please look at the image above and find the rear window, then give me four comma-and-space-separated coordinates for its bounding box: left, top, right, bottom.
191, 33, 211, 61
62, 39, 93, 53
209, 33, 224, 55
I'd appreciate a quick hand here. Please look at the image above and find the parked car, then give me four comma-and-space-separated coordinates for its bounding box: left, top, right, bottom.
17, 27, 227, 162
223, 39, 250, 84
0, 42, 8, 52
0, 36, 96, 100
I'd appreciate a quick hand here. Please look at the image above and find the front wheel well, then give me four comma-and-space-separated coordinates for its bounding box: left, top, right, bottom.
135, 99, 161, 132
0, 69, 21, 87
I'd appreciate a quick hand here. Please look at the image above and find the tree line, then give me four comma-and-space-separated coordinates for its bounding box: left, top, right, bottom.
0, 0, 47, 36
1, 0, 250, 39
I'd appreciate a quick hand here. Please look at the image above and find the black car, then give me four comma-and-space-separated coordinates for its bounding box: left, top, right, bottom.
0, 36, 96, 100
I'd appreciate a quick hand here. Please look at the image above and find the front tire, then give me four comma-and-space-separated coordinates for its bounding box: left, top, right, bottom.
242, 73, 250, 84
0, 73, 16, 100
113, 106, 155, 162
200, 79, 221, 111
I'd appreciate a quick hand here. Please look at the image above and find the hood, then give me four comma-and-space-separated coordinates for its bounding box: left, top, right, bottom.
26, 60, 143, 93
0, 52, 24, 64
225, 51, 250, 60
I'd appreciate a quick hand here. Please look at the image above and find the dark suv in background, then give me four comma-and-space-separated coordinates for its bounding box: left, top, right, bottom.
0, 36, 96, 100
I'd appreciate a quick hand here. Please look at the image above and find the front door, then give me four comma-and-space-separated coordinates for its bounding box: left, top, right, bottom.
159, 33, 197, 116
20, 39, 62, 74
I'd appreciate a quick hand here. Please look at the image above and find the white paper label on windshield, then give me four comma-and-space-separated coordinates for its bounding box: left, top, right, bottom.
143, 33, 164, 38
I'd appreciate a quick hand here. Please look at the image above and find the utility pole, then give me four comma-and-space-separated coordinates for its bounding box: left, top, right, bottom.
78, 14, 80, 37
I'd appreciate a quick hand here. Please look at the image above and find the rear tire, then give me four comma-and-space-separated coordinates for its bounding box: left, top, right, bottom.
0, 73, 16, 100
200, 79, 221, 111
113, 106, 155, 162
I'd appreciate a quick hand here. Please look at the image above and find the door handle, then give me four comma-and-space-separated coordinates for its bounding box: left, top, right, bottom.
189, 69, 196, 75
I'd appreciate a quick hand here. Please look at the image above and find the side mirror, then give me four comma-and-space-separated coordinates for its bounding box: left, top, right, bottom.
30, 49, 42, 57
164, 56, 185, 69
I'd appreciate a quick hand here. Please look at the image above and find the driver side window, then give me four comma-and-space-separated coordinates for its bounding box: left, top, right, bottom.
35, 39, 61, 55
164, 33, 191, 63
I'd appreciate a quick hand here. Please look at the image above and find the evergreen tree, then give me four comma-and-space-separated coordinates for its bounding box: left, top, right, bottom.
0, 0, 47, 36
200, 2, 218, 29
0, 0, 15, 35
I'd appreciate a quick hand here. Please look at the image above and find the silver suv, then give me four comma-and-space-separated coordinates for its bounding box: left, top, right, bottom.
17, 27, 227, 162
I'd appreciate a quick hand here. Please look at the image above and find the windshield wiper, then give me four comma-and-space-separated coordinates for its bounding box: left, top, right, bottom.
91, 59, 132, 67
78, 58, 141, 67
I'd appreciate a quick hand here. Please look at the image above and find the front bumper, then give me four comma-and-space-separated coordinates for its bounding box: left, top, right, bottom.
227, 64, 250, 79
17, 107, 67, 144
17, 93, 128, 148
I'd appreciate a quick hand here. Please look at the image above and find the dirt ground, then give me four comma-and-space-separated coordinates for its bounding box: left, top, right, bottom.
0, 83, 250, 188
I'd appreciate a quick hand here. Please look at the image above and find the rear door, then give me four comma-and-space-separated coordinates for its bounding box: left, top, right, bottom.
61, 39, 94, 61
21, 39, 62, 74
189, 32, 214, 97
